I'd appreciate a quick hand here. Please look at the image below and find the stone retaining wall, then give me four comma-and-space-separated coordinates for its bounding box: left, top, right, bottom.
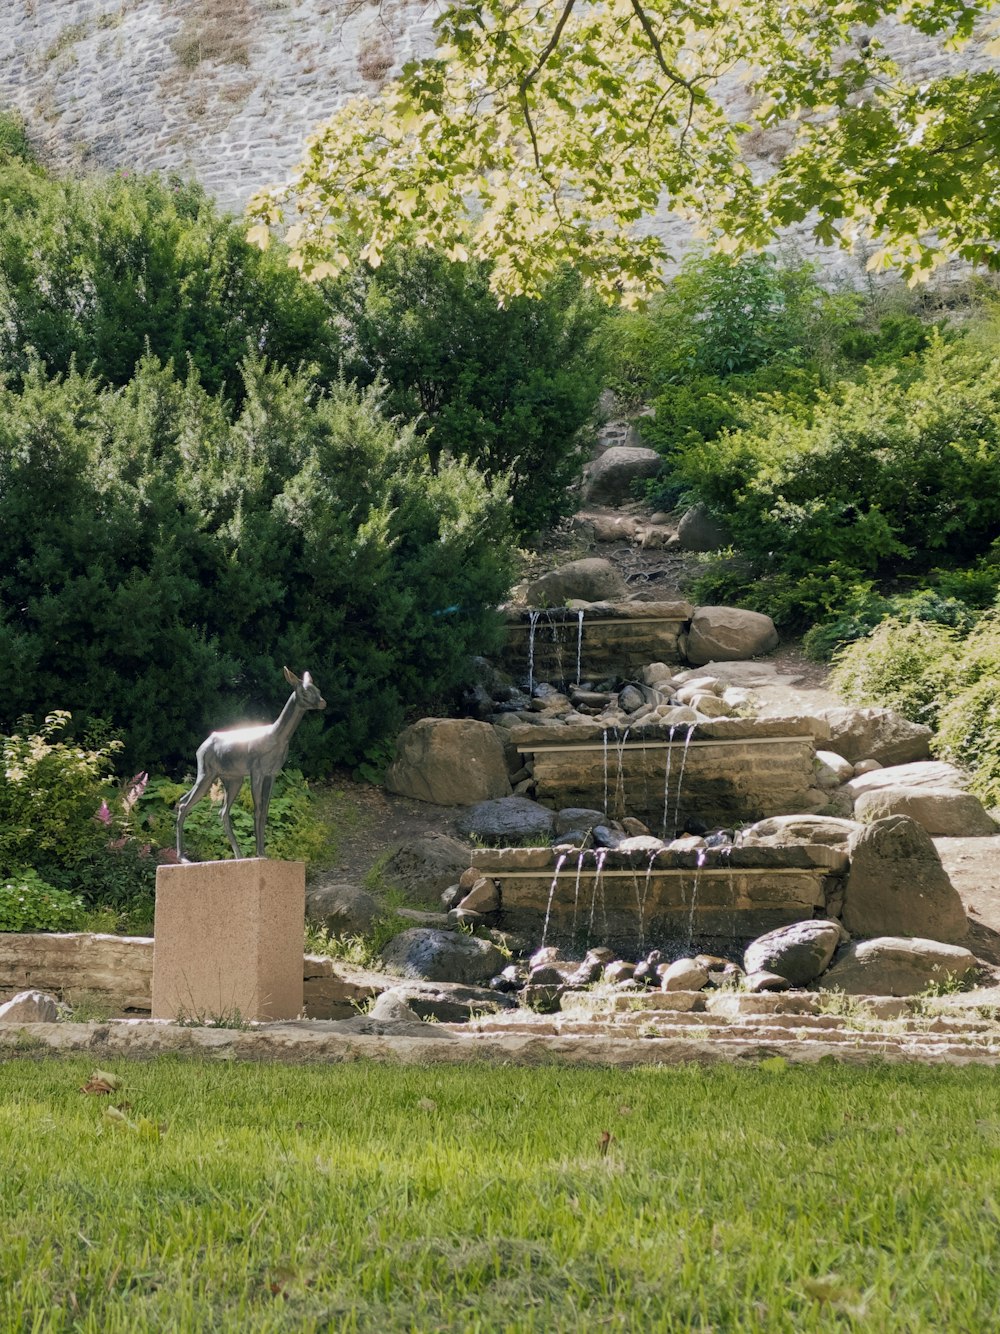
513, 718, 821, 830
469, 844, 846, 953
502, 603, 689, 682
0, 934, 383, 1019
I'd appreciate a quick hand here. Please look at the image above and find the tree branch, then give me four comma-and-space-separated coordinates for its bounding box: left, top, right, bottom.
520, 0, 577, 89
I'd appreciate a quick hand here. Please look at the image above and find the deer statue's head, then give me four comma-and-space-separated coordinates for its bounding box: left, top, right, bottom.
283, 666, 327, 712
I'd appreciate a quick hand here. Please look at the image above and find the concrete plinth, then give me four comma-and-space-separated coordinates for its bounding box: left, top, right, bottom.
153, 860, 304, 1022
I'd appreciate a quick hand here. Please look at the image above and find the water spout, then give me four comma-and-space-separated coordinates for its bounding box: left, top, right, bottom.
575, 609, 584, 686
541, 850, 569, 947
686, 846, 707, 952
660, 724, 677, 838
527, 610, 540, 694
672, 723, 697, 836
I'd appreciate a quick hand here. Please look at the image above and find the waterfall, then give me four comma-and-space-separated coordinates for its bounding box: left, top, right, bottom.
571, 848, 587, 937
686, 846, 707, 951
575, 609, 584, 686
660, 724, 677, 838
541, 850, 569, 947
588, 846, 608, 941
526, 610, 540, 694
613, 727, 631, 820
672, 723, 697, 836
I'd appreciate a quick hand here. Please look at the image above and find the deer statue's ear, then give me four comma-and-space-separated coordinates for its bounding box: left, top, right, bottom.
283, 666, 299, 687
302, 671, 313, 687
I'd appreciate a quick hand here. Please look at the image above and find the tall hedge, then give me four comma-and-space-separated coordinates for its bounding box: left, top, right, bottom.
0, 356, 513, 774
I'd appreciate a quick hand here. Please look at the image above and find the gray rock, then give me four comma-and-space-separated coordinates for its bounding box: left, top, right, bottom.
842, 816, 968, 943
819, 707, 932, 766
845, 760, 966, 798
305, 882, 379, 936
740, 815, 860, 848
676, 502, 730, 552
683, 606, 779, 666
455, 796, 556, 844
385, 719, 512, 806
745, 970, 793, 993
618, 684, 647, 714
854, 785, 998, 837
0, 989, 59, 1023
743, 920, 846, 986
526, 558, 626, 607
820, 937, 977, 996
367, 990, 420, 1023
582, 446, 662, 504
455, 876, 501, 914
660, 958, 709, 991
382, 834, 475, 906
555, 807, 606, 835
379, 928, 504, 984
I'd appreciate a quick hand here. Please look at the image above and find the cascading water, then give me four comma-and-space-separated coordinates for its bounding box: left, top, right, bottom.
635, 847, 661, 951
571, 848, 587, 937
613, 727, 631, 820
602, 730, 609, 815
588, 847, 609, 941
686, 846, 707, 951
541, 850, 569, 947
575, 609, 584, 686
526, 610, 540, 694
672, 723, 697, 836
660, 724, 678, 838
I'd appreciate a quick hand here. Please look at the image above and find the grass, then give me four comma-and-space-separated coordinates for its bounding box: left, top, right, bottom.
2, 1059, 1000, 1330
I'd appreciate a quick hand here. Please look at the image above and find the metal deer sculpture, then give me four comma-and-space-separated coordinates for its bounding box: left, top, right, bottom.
176, 667, 326, 861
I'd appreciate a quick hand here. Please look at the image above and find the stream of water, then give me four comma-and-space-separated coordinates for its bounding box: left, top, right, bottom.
541, 850, 569, 947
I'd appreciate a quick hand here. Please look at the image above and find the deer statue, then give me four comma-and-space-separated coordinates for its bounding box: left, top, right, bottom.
175, 667, 326, 862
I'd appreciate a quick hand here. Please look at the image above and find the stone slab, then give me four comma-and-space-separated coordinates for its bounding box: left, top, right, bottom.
153, 860, 305, 1022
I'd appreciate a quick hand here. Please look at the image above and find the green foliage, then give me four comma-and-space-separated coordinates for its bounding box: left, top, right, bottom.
0, 355, 513, 774
251, 0, 999, 298
830, 618, 960, 728
334, 250, 606, 537
0, 111, 35, 165
0, 162, 340, 402
0, 870, 86, 932
678, 326, 1000, 629
138, 769, 330, 866
0, 713, 116, 885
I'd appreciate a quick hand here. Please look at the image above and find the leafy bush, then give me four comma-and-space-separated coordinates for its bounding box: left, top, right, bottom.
0, 356, 513, 774
829, 619, 960, 727
138, 770, 329, 865
937, 674, 1000, 809
0, 713, 117, 885
0, 870, 86, 932
335, 250, 606, 537
0, 163, 340, 403
678, 330, 1000, 629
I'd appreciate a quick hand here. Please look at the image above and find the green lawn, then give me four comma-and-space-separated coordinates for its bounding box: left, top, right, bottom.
2, 1057, 999, 1332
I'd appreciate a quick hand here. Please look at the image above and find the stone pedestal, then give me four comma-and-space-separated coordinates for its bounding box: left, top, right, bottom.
153, 860, 304, 1022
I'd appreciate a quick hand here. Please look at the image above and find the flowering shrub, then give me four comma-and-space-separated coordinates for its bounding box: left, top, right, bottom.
0, 870, 85, 932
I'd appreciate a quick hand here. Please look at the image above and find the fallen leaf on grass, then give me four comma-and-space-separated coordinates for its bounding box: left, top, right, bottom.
759, 1056, 788, 1073
416, 1098, 437, 1112
80, 1069, 120, 1094
598, 1130, 614, 1157
102, 1106, 166, 1140
802, 1273, 869, 1315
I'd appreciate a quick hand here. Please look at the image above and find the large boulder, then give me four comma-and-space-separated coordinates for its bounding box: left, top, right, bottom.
846, 760, 971, 798
525, 558, 626, 607
676, 502, 730, 552
379, 928, 504, 984
0, 989, 59, 1023
682, 607, 779, 666
582, 446, 662, 504
820, 937, 977, 996
841, 815, 968, 942
305, 882, 379, 936
740, 815, 860, 848
381, 834, 475, 905
384, 719, 512, 806
456, 796, 556, 845
854, 785, 997, 837
743, 920, 847, 986
818, 707, 932, 765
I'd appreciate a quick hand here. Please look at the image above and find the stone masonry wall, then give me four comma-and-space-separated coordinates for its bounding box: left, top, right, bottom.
0, 2, 994, 279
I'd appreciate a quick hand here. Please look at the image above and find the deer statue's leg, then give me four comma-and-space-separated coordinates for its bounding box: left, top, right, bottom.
219, 776, 246, 860
175, 771, 215, 862
251, 772, 275, 858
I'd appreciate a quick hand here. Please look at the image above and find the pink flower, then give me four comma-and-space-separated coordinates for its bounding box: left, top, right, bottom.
96, 800, 112, 826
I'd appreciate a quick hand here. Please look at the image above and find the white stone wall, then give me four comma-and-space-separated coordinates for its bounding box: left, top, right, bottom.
0, 1, 993, 279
